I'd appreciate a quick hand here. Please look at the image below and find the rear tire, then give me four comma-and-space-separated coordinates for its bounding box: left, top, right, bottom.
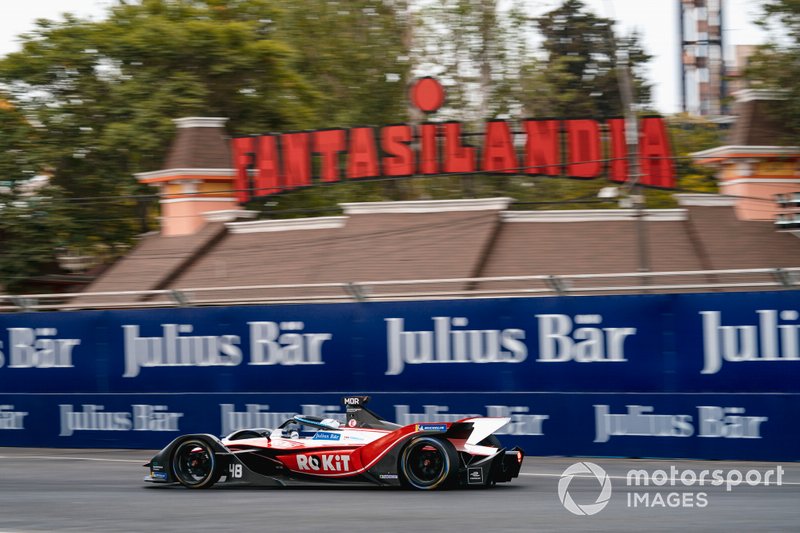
171, 439, 220, 489
399, 437, 459, 490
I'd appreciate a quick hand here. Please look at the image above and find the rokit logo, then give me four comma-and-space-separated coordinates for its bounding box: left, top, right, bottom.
59, 404, 183, 437
384, 314, 637, 375
0, 328, 81, 369
296, 454, 352, 472
0, 404, 28, 429
123, 321, 332, 378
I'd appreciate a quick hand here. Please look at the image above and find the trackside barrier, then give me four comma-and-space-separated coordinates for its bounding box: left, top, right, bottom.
1, 267, 798, 311
0, 290, 798, 460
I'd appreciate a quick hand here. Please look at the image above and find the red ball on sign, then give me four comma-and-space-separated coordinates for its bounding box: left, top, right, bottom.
410, 77, 445, 113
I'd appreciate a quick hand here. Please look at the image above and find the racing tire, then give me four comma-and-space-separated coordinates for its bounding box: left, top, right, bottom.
399, 437, 459, 490
171, 439, 221, 489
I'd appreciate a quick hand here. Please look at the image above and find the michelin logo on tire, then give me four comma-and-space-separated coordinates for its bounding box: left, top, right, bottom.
558, 462, 612, 516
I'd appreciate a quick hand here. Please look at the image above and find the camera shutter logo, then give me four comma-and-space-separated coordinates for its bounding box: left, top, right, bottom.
558, 462, 613, 516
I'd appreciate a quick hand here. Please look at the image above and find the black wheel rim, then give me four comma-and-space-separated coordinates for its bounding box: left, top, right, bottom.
173, 441, 214, 486
404, 439, 448, 488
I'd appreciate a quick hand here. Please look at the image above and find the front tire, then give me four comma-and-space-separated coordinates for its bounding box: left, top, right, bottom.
171, 439, 220, 489
399, 437, 459, 490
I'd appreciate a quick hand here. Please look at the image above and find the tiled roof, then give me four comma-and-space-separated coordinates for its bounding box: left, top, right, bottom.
171, 209, 500, 300
686, 204, 798, 268
163, 120, 232, 170
71, 223, 226, 306
74, 199, 800, 303
728, 99, 790, 146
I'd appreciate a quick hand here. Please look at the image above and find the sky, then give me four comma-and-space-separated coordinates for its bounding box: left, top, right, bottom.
0, 0, 770, 114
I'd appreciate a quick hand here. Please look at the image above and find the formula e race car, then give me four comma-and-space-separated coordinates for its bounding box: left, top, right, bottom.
144, 396, 524, 490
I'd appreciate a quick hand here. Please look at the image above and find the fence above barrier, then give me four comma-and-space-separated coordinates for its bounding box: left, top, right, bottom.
1, 267, 799, 312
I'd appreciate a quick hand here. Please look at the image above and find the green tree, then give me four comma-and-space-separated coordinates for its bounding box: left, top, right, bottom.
0, 185, 74, 293
413, 0, 534, 123
263, 0, 415, 204
746, 0, 800, 143
0, 97, 71, 292
667, 114, 723, 192
0, 1, 318, 269
278, 0, 411, 127
527, 0, 652, 118
0, 0, 414, 290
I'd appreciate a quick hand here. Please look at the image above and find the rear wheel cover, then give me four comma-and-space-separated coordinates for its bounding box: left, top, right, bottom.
399, 437, 458, 490
171, 439, 220, 489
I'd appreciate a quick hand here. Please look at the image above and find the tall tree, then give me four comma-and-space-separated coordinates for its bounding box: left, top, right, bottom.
413, 0, 534, 123
0, 1, 318, 262
279, 0, 411, 127
0, 0, 413, 291
0, 99, 74, 292
746, 0, 800, 143
527, 0, 652, 118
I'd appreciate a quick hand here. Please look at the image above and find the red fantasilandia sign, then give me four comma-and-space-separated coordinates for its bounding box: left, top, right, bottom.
231, 77, 675, 203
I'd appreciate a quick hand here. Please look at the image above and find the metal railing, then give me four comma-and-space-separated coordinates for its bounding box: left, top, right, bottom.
1, 267, 798, 312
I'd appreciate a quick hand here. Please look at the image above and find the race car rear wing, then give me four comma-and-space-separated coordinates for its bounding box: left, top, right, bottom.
342, 396, 401, 430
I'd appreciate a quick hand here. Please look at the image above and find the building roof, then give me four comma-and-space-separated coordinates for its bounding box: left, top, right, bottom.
163, 117, 232, 170
728, 92, 791, 146
71, 222, 226, 307
73, 197, 800, 305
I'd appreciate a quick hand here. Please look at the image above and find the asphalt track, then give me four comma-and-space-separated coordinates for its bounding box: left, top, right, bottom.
0, 448, 798, 532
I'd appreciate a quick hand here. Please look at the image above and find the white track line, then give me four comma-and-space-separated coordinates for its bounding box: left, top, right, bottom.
520, 472, 800, 485
0, 455, 143, 463
1, 456, 797, 484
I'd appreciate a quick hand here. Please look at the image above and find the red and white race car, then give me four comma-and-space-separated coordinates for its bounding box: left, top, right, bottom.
144, 396, 524, 490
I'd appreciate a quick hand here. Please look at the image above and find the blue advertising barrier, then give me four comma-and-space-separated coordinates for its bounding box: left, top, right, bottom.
1, 392, 797, 461
0, 290, 798, 460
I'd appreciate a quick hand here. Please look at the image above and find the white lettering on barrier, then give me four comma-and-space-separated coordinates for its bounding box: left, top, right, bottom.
385, 317, 526, 375
122, 322, 332, 377
701, 309, 800, 374
123, 324, 243, 378
697, 406, 768, 438
133, 404, 183, 431
594, 405, 768, 443
59, 404, 184, 437
0, 405, 27, 430
60, 404, 132, 437
248, 321, 329, 366
7, 328, 79, 368
594, 404, 694, 443
536, 314, 635, 363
